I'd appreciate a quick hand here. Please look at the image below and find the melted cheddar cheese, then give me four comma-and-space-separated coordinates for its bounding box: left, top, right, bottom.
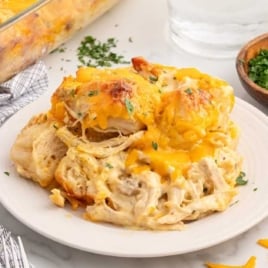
11, 57, 243, 230
51, 67, 161, 133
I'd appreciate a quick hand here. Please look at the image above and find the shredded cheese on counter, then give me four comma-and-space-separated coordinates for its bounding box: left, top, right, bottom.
205, 256, 256, 268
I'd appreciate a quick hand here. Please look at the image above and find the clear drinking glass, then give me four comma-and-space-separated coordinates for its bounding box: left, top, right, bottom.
167, 0, 268, 58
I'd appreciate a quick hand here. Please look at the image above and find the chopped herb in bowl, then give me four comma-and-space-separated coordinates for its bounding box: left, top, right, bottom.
236, 33, 268, 106
248, 49, 268, 89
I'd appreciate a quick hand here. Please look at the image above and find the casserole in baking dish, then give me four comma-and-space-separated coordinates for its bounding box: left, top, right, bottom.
0, 0, 120, 83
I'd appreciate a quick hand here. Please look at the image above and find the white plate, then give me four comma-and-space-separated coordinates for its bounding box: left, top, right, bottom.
0, 97, 268, 258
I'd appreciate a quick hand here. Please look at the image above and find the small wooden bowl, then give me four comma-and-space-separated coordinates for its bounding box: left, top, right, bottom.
236, 33, 268, 106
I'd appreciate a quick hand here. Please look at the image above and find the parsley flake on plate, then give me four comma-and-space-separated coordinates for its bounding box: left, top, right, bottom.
235, 171, 247, 186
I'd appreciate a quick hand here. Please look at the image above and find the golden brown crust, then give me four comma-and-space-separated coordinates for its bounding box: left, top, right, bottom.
0, 0, 120, 83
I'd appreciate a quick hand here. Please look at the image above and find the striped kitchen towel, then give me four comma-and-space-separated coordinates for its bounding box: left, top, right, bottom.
0, 61, 48, 126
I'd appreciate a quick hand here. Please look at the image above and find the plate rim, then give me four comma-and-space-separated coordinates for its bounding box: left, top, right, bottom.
0, 96, 268, 258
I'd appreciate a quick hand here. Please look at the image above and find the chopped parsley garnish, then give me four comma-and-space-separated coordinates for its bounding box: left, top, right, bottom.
128, 37, 133, 43
4, 171, 10, 176
77, 36, 129, 67
53, 124, 58, 130
149, 75, 158, 83
105, 163, 113, 169
50, 45, 66, 54
235, 171, 248, 186
152, 141, 158, 151
125, 98, 134, 114
70, 89, 75, 97
88, 90, 99, 97
184, 88, 193, 95
77, 112, 83, 117
58, 47, 66, 53
248, 49, 268, 89
230, 200, 239, 207
253, 187, 258, 192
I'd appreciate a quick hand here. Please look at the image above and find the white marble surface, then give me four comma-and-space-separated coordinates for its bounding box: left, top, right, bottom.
1, 0, 268, 267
